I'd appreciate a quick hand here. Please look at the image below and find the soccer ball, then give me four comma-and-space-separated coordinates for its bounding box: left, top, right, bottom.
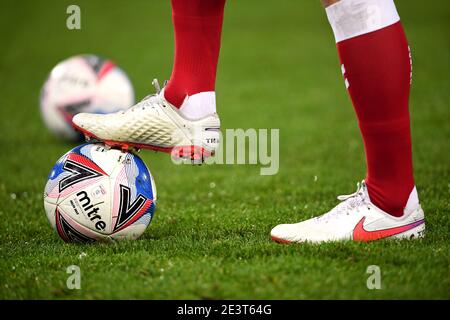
40, 54, 134, 141
43, 143, 156, 242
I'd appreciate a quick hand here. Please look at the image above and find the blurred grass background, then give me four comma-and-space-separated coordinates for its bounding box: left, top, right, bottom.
0, 0, 448, 299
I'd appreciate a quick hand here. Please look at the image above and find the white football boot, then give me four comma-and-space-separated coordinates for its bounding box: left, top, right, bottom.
72, 80, 221, 163
270, 181, 425, 244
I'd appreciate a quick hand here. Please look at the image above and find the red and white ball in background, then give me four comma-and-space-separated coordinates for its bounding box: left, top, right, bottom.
40, 54, 134, 141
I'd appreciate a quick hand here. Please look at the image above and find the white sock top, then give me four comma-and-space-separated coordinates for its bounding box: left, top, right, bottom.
325, 0, 400, 43
178, 91, 217, 120
404, 186, 420, 213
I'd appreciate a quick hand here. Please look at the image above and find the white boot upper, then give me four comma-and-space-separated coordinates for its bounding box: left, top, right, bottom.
270, 181, 425, 243
72, 81, 220, 152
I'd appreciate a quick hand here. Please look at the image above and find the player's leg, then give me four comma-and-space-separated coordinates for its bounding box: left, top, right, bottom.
271, 0, 425, 243
164, 0, 225, 113
73, 0, 226, 161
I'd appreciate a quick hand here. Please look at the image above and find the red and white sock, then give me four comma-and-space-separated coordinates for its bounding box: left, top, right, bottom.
164, 0, 226, 119
326, 0, 416, 217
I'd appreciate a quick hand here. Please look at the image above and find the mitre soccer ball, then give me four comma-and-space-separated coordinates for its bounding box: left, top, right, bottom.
40, 54, 134, 141
44, 143, 156, 242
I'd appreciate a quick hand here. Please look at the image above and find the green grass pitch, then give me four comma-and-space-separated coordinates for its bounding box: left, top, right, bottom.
0, 0, 449, 299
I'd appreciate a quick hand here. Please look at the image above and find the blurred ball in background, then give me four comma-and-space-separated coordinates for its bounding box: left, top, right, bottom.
40, 54, 134, 141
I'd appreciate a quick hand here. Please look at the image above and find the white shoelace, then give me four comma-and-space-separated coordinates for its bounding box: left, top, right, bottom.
125, 79, 165, 113
316, 181, 370, 223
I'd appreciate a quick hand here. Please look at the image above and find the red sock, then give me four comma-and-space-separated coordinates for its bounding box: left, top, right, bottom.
337, 22, 414, 217
326, 0, 415, 217
164, 0, 226, 108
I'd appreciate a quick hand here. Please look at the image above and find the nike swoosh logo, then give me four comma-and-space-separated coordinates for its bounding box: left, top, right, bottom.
353, 217, 425, 241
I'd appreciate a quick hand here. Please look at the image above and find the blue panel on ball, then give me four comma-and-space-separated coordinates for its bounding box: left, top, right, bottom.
130, 153, 155, 202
